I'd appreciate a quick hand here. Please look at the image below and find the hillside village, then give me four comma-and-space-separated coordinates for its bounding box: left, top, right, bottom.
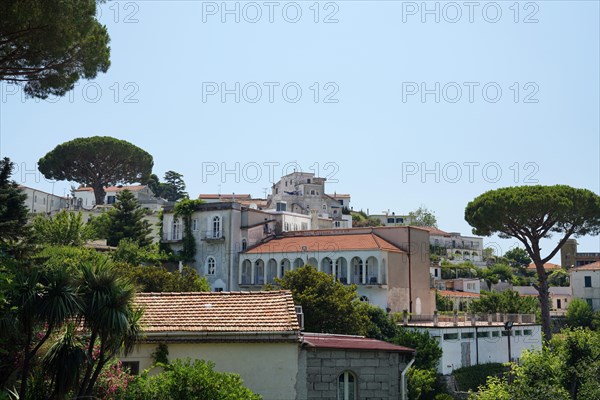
10, 165, 600, 399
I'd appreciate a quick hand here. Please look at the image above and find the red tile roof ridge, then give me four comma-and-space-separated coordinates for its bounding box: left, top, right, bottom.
571, 261, 600, 270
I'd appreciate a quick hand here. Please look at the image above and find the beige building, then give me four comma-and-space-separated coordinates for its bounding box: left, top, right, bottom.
120, 291, 415, 400
239, 226, 435, 315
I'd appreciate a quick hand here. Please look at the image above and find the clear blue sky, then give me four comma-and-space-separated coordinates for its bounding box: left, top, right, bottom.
1, 0, 599, 259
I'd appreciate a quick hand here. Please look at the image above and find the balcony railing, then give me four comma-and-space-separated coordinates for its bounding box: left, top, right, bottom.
202, 230, 224, 240
162, 230, 182, 242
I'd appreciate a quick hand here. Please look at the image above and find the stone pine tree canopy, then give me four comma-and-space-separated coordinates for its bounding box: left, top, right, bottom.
38, 136, 154, 206
464, 184, 600, 341
0, 0, 110, 99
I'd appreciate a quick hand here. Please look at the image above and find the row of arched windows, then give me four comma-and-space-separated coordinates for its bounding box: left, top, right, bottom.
240, 256, 386, 286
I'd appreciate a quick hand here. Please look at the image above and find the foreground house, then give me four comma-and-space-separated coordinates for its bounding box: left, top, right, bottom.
120, 291, 415, 400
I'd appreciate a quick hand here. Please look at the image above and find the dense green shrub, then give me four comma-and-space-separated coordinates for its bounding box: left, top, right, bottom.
122, 358, 261, 400
452, 363, 507, 392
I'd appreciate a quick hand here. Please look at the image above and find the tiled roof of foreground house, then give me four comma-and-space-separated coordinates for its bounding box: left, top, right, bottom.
570, 261, 600, 271
301, 333, 414, 353
134, 291, 300, 333
245, 233, 405, 254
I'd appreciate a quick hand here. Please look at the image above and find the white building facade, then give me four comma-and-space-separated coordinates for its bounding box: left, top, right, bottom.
570, 261, 600, 311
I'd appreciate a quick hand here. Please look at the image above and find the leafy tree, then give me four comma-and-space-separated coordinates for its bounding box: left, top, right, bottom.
465, 185, 600, 341
477, 263, 514, 288
38, 137, 154, 205
99, 190, 152, 247
408, 206, 438, 228
351, 210, 382, 227
504, 247, 532, 269
121, 264, 210, 293
173, 199, 203, 262
0, 0, 110, 99
33, 210, 96, 246
276, 265, 369, 335
553, 328, 600, 399
407, 368, 437, 400
148, 171, 188, 202
548, 268, 570, 287
392, 328, 442, 370
76, 259, 144, 398
0, 157, 30, 250
469, 290, 539, 314
122, 358, 262, 400
112, 239, 169, 266
392, 328, 443, 400
359, 303, 397, 341
566, 298, 594, 329
472, 328, 600, 400
436, 291, 454, 312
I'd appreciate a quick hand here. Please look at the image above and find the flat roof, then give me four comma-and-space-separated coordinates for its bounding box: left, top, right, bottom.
301, 333, 414, 353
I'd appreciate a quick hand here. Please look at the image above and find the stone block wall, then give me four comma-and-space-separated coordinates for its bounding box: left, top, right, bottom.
301, 348, 406, 399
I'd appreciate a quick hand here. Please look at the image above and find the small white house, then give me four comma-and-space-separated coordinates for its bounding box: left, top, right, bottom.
570, 261, 600, 311
407, 317, 542, 375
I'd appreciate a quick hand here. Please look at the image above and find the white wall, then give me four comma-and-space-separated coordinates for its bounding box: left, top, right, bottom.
411, 325, 543, 375
571, 269, 600, 311
120, 341, 299, 400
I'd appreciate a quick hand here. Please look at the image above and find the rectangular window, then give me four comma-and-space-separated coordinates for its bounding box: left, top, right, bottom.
491, 331, 500, 337
121, 361, 140, 375
585, 276, 592, 287
192, 218, 198, 231
586, 299, 593, 307
524, 330, 533, 336
107, 195, 116, 204
396, 218, 404, 223
477, 331, 490, 338
443, 333, 459, 340
461, 332, 474, 339
434, 269, 439, 277
514, 330, 522, 336
387, 218, 395, 223
501, 331, 509, 337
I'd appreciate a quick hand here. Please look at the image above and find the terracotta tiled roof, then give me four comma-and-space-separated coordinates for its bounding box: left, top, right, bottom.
302, 333, 414, 353
134, 291, 300, 333
571, 261, 600, 271
245, 233, 404, 254
527, 262, 561, 270
438, 290, 481, 298
417, 226, 451, 237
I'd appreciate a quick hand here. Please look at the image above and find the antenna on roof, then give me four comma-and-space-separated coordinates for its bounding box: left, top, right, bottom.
262, 187, 268, 198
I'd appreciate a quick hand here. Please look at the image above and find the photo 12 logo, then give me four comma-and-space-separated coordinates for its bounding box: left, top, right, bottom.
96, 1, 140, 24
201, 161, 340, 184
401, 2, 539, 24
201, 1, 339, 23
401, 162, 540, 184
201, 82, 339, 104
1, 81, 140, 104
401, 82, 540, 104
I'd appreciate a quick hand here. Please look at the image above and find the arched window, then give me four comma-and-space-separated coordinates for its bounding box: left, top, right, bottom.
242, 239, 247, 251
206, 257, 216, 275
255, 260, 265, 285
338, 371, 356, 400
212, 216, 221, 238
241, 260, 251, 284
